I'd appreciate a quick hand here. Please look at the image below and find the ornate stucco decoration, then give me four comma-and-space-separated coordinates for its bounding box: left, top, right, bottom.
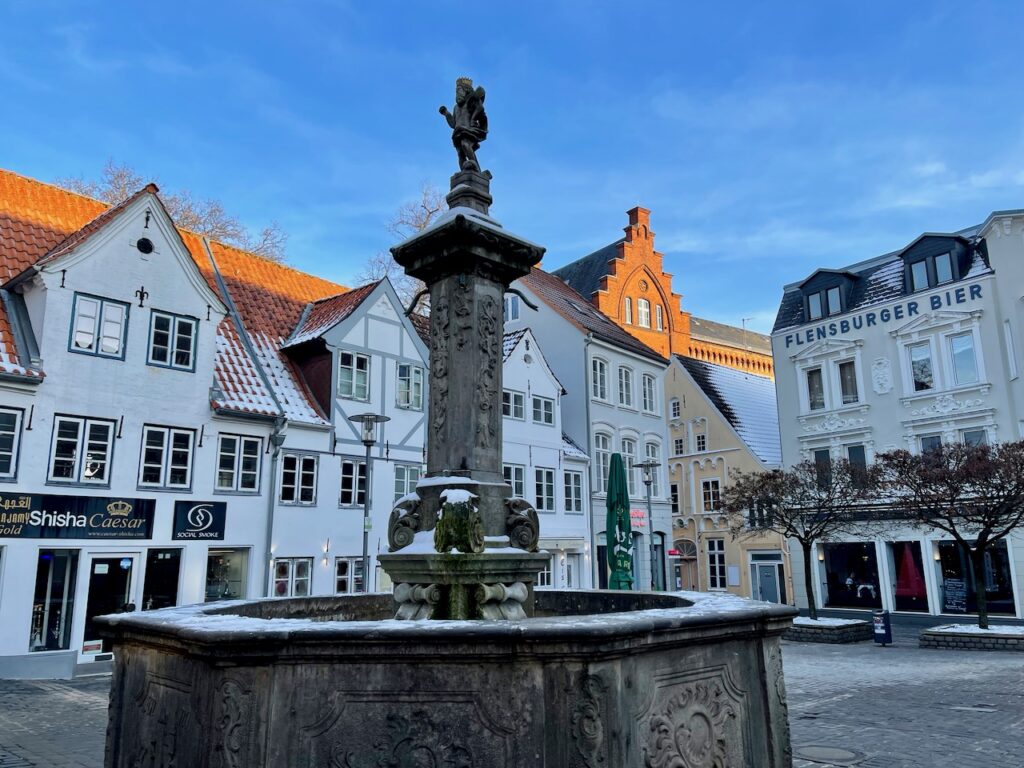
871, 357, 893, 395
802, 413, 867, 434
909, 394, 984, 418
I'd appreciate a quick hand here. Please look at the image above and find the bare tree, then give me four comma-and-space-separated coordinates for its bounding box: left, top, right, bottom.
57, 160, 288, 262
722, 460, 881, 620
878, 442, 1024, 629
354, 183, 445, 309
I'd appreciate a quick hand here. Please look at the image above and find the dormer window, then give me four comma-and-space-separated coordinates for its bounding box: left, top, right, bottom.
807, 286, 842, 321
907, 251, 956, 293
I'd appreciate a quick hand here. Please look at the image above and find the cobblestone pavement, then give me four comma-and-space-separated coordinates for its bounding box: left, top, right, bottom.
0, 636, 1022, 767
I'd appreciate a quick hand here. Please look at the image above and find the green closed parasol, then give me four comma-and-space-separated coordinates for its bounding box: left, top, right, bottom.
605, 453, 634, 590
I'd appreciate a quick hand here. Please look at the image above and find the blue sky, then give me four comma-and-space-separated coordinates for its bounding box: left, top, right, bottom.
3, 1, 1024, 332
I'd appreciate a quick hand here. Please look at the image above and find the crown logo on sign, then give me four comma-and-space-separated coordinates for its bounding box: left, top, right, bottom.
107, 500, 132, 517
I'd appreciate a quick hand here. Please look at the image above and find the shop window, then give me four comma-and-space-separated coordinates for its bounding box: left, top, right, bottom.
565, 553, 582, 588
502, 390, 525, 419
822, 542, 882, 609
335, 557, 365, 594
216, 434, 261, 492
618, 367, 634, 407
532, 396, 554, 425
142, 549, 181, 611
273, 557, 312, 597
536, 555, 553, 588
394, 464, 420, 501
339, 459, 366, 506
148, 311, 197, 371
564, 470, 583, 512
707, 538, 726, 590
838, 360, 858, 405
30, 549, 79, 652
652, 533, 666, 590
49, 415, 115, 485
503, 463, 525, 497
338, 351, 370, 400
591, 358, 608, 400
205, 548, 248, 601
70, 293, 128, 359
908, 342, 934, 391
642, 375, 657, 413
281, 453, 317, 504
888, 541, 927, 612
596, 533, 608, 589
397, 364, 424, 410
937, 540, 1015, 615
594, 434, 611, 490
139, 425, 194, 489
0, 407, 23, 479
535, 468, 555, 512
949, 333, 979, 386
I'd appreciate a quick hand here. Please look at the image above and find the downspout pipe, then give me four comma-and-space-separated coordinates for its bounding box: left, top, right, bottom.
264, 419, 286, 596
583, 333, 597, 588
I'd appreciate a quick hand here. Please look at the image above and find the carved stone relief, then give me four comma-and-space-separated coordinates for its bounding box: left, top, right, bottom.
214, 677, 257, 768
430, 296, 451, 434
871, 358, 892, 395
766, 644, 792, 765
388, 496, 422, 551
127, 673, 196, 768
570, 675, 606, 767
909, 394, 983, 418
802, 413, 866, 434
505, 497, 539, 552
476, 294, 499, 450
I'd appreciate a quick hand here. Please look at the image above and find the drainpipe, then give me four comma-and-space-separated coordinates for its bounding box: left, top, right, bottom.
583, 333, 597, 588
263, 418, 286, 596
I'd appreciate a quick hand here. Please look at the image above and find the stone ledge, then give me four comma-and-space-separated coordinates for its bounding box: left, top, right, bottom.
920, 630, 1024, 652
783, 621, 872, 644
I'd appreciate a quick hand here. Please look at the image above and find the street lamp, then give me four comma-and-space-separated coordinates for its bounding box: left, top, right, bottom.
348, 412, 390, 592
635, 458, 662, 591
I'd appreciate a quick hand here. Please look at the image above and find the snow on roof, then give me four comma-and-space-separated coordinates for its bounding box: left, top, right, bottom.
562, 433, 589, 460
678, 356, 781, 467
211, 320, 278, 417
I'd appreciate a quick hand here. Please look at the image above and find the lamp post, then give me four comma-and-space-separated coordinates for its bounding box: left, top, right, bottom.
636, 459, 661, 591
348, 413, 390, 592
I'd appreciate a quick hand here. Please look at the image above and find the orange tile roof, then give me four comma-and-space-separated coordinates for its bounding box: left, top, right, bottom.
0, 168, 348, 420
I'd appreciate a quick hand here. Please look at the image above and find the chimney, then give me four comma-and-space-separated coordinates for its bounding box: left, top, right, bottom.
625, 206, 652, 243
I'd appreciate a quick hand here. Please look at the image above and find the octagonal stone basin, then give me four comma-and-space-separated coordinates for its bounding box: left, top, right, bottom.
98, 590, 795, 767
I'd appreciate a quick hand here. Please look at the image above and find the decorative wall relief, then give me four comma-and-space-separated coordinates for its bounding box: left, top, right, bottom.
430, 296, 451, 434
909, 394, 983, 418
127, 673, 197, 768
802, 413, 866, 433
475, 294, 499, 450
338, 711, 473, 768
388, 496, 422, 551
452, 287, 473, 351
638, 665, 747, 768
766, 644, 792, 765
570, 675, 607, 767
505, 497, 539, 552
215, 677, 257, 768
871, 358, 892, 395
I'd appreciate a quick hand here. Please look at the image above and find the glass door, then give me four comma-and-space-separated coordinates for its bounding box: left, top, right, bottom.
81, 554, 137, 656
142, 549, 182, 610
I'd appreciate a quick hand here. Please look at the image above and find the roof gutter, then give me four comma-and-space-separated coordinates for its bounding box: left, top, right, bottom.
0, 371, 42, 386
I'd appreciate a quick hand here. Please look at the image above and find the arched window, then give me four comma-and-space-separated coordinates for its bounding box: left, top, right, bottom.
621, 437, 637, 496
623, 297, 633, 325
617, 366, 634, 407
591, 358, 608, 401
637, 299, 651, 328
594, 433, 611, 489
644, 441, 661, 496
655, 305, 664, 331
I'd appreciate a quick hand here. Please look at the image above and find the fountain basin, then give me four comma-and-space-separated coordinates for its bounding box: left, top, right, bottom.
98, 590, 795, 767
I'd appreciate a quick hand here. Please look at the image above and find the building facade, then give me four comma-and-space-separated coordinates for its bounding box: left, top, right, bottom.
553, 207, 774, 376
665, 356, 792, 604
509, 269, 672, 590
773, 211, 1024, 620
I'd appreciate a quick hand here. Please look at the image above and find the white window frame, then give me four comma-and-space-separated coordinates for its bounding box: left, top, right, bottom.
947, 331, 980, 387
656, 305, 664, 331
70, 293, 128, 359
531, 396, 554, 425
906, 339, 938, 393
806, 366, 826, 411
139, 425, 195, 489
618, 367, 634, 407
338, 351, 371, 401
503, 295, 520, 322
962, 428, 988, 446
701, 478, 721, 513
637, 298, 651, 328
642, 374, 657, 413
394, 464, 420, 501
696, 433, 707, 453
835, 358, 859, 406
215, 434, 262, 493
339, 459, 367, 506
535, 467, 555, 512
273, 557, 312, 597
707, 538, 726, 590
0, 407, 23, 480
503, 463, 526, 497
623, 297, 633, 325
48, 415, 115, 485
669, 398, 681, 419
673, 437, 685, 456
564, 470, 583, 513
397, 364, 424, 410
280, 453, 318, 505
621, 438, 638, 497
591, 358, 609, 401
148, 310, 198, 371
335, 556, 365, 594
536, 555, 553, 588
594, 433, 611, 491
645, 442, 661, 496
502, 390, 525, 420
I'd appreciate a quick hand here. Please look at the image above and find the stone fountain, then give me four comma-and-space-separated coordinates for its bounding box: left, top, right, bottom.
98, 79, 796, 768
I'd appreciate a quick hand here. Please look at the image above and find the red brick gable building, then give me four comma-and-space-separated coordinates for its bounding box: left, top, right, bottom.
553, 207, 773, 377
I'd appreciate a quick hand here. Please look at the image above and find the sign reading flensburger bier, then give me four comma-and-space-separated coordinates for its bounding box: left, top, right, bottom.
172, 501, 226, 540
0, 493, 155, 539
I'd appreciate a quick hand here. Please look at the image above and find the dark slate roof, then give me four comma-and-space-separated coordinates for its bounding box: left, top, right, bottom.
520, 268, 667, 363
551, 239, 623, 299
690, 316, 771, 354
502, 328, 527, 360
677, 355, 781, 467
772, 227, 992, 334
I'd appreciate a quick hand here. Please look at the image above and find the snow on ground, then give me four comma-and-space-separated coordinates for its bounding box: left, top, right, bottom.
793, 616, 867, 627
929, 623, 1024, 635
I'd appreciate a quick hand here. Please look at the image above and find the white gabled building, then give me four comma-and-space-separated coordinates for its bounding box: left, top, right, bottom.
500, 328, 592, 589
772, 211, 1024, 621
508, 269, 672, 590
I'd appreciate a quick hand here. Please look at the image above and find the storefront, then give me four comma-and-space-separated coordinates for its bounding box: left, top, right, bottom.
820, 542, 882, 610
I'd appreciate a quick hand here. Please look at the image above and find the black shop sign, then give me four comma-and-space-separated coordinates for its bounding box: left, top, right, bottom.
0, 493, 155, 539
172, 501, 226, 540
